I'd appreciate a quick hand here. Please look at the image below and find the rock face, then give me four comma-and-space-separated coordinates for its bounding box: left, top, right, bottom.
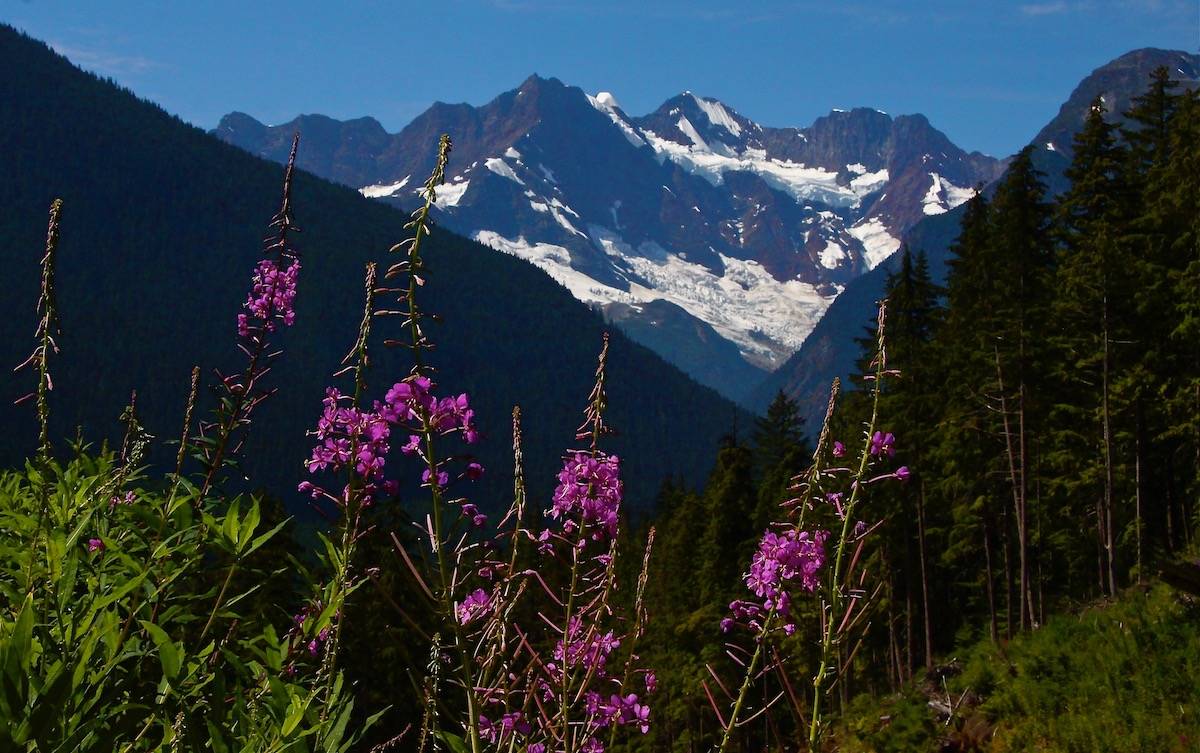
215, 78, 1003, 403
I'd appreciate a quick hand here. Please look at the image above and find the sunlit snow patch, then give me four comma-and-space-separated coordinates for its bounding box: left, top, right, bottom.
691, 94, 743, 137
921, 173, 974, 216
485, 157, 525, 185
359, 176, 410, 198
848, 217, 901, 270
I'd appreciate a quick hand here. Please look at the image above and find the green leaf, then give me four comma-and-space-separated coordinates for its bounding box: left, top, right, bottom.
237, 500, 261, 555
437, 730, 469, 753
140, 621, 181, 685
223, 500, 242, 548
243, 517, 290, 559
7, 594, 34, 675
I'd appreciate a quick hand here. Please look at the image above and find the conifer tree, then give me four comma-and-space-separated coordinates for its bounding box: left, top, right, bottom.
1050, 96, 1134, 596
985, 146, 1054, 630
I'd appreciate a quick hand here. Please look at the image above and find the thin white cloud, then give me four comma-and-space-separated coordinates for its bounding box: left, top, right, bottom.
49, 42, 161, 76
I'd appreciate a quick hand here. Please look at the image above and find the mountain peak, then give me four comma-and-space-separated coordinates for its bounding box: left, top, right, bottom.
1032, 47, 1200, 156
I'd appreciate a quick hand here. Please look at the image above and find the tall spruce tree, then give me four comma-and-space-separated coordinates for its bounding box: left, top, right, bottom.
1050, 96, 1135, 596
985, 146, 1054, 631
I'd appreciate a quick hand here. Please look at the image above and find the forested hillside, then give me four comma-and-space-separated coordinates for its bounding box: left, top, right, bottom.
632, 68, 1200, 751
0, 25, 750, 515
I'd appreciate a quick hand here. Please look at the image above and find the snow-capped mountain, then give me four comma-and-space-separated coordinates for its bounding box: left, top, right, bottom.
215, 77, 1003, 401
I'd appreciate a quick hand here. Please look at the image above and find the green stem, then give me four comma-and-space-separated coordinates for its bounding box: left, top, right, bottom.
808, 307, 889, 752
199, 561, 237, 644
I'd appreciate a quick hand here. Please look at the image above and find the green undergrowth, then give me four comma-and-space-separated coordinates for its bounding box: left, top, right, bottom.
837, 581, 1200, 753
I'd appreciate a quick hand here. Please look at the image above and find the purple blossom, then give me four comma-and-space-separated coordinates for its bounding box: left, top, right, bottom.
895, 465, 911, 481
422, 468, 450, 489
307, 627, 330, 657
826, 492, 845, 519
457, 588, 491, 625
466, 462, 485, 480
745, 528, 828, 611
109, 491, 136, 509
870, 431, 896, 458
555, 618, 621, 673
832, 440, 846, 458
645, 671, 657, 694
238, 257, 299, 338
303, 388, 394, 504
551, 452, 623, 540
86, 538, 105, 553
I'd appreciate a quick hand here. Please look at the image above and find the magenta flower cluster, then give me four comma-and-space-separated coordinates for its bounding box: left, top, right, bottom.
869, 431, 895, 458
552, 616, 620, 673
237, 257, 299, 338
725, 528, 827, 634
585, 691, 651, 734
550, 452, 622, 539
299, 375, 480, 508
457, 587, 491, 625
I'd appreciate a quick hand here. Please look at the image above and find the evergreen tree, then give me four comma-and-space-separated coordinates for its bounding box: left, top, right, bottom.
1049, 96, 1135, 596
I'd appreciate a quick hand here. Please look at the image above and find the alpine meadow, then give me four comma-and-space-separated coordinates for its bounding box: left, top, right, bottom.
1, 9, 1199, 753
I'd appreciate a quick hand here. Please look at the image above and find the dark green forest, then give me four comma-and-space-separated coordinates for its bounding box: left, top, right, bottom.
628, 70, 1200, 752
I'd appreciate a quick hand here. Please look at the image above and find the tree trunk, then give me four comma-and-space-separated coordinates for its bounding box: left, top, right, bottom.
995, 345, 1030, 630
917, 480, 934, 669
1102, 295, 1117, 596
1136, 399, 1144, 584
983, 509, 999, 644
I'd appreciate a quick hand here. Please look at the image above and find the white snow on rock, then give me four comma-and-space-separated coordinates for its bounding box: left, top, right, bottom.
848, 217, 902, 270
477, 224, 838, 369
850, 168, 889, 195
485, 157, 525, 185
691, 94, 743, 137
475, 230, 630, 305
359, 176, 410, 198
819, 241, 847, 270
921, 173, 975, 216
594, 91, 622, 111
588, 92, 647, 148
430, 179, 469, 207
676, 116, 709, 150
641, 131, 879, 207
504, 146, 522, 160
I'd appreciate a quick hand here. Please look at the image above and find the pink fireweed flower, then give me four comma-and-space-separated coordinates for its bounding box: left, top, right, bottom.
86, 537, 105, 553
895, 465, 911, 481
457, 588, 491, 625
869, 431, 896, 458
238, 257, 300, 338
832, 440, 846, 457
745, 529, 828, 611
108, 490, 136, 509
645, 671, 657, 694
826, 492, 846, 519
551, 452, 622, 540
422, 468, 450, 489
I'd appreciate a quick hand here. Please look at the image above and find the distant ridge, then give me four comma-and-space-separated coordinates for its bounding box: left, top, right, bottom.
0, 23, 752, 513
216, 77, 1004, 402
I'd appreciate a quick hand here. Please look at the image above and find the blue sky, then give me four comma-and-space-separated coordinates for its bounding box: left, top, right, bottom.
5, 1, 1196, 156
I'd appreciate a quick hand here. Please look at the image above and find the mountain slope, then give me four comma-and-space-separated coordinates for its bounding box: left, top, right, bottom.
751, 47, 1200, 427
215, 80, 1003, 402
0, 24, 752, 514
